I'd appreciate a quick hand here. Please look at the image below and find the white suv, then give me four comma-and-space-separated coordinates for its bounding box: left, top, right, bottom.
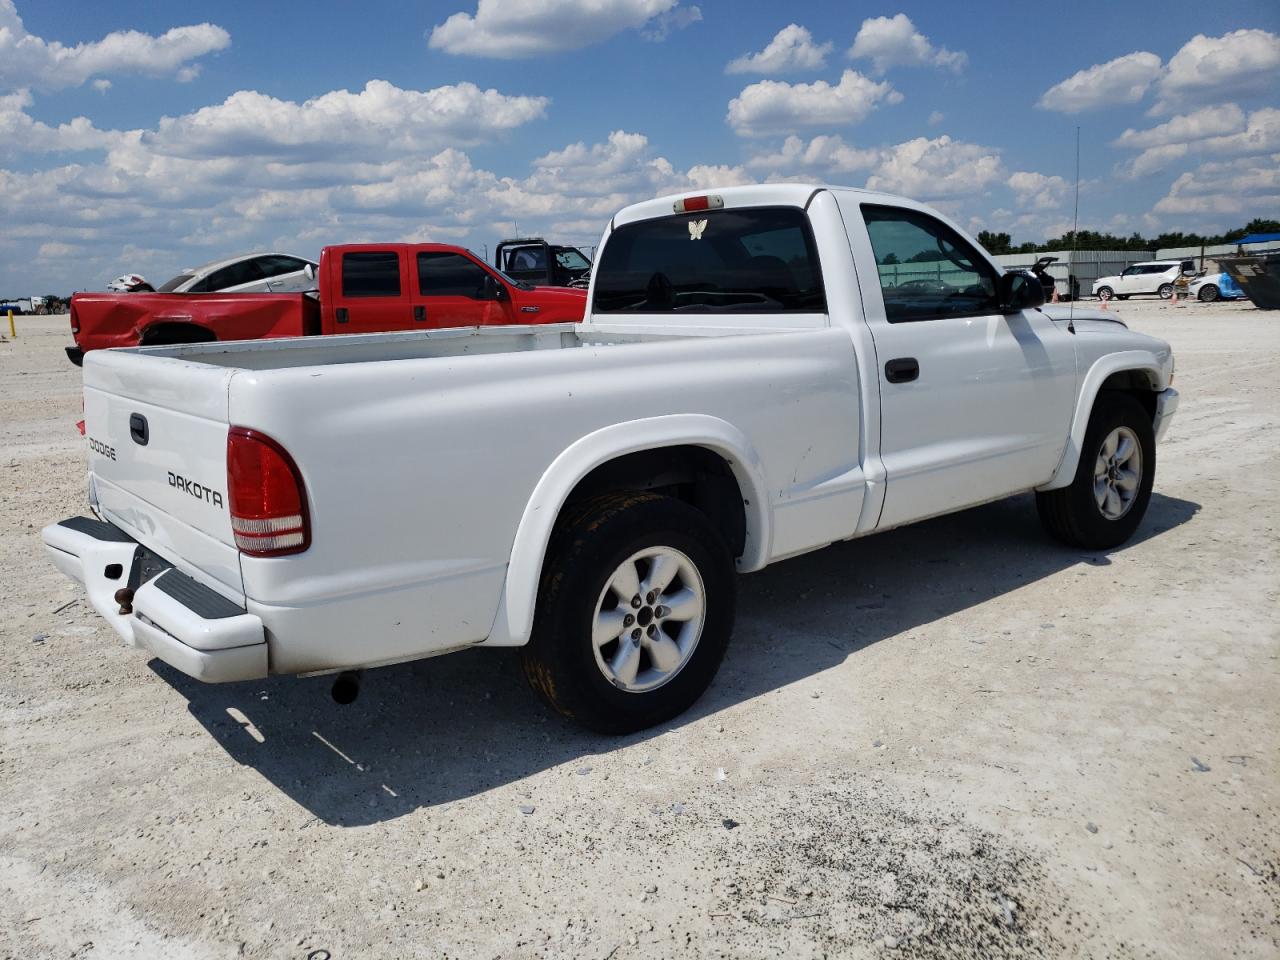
1093, 260, 1194, 300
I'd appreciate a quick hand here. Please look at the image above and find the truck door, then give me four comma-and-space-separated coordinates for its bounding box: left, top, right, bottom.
839, 199, 1078, 529
412, 250, 513, 327
334, 249, 412, 332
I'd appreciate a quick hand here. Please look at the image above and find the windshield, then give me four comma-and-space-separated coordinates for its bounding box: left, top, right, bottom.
490, 264, 535, 291
593, 207, 826, 314
157, 273, 194, 292
555, 248, 591, 270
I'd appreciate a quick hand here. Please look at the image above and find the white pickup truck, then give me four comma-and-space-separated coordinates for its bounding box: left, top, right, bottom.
44, 184, 1178, 733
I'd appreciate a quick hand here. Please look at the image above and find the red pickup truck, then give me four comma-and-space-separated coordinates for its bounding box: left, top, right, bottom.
66, 243, 587, 364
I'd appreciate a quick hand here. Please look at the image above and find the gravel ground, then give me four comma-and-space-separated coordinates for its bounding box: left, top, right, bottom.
1, 301, 1277, 959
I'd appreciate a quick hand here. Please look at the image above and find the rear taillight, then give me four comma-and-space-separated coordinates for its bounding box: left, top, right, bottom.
69, 304, 79, 334
226, 427, 310, 557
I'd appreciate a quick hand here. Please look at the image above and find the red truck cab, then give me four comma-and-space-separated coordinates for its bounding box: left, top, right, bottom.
66, 243, 586, 364
317, 244, 587, 333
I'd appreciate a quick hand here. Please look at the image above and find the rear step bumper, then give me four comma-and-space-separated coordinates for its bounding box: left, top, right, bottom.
41, 516, 267, 683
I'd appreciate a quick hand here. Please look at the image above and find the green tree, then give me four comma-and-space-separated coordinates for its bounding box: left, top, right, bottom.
976, 230, 1012, 255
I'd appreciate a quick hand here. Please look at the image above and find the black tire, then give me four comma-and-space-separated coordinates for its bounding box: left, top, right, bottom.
1157, 283, 1174, 299
522, 492, 735, 734
1096, 286, 1114, 300
1036, 392, 1155, 549
1198, 284, 1219, 302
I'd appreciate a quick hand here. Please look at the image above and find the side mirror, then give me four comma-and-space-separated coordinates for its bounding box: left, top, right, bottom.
303, 263, 315, 280
999, 271, 1045, 312
482, 275, 508, 301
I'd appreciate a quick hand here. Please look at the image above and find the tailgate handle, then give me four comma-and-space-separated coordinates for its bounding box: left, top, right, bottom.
129, 413, 149, 446
335, 307, 349, 323
413, 305, 426, 321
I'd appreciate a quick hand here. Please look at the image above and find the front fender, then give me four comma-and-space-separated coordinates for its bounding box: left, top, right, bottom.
484, 414, 771, 647
1039, 350, 1168, 491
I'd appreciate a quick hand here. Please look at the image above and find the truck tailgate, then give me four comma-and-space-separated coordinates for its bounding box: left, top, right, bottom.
83, 350, 243, 594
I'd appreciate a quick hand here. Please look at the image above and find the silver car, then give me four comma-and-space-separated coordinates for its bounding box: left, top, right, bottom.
157, 252, 317, 294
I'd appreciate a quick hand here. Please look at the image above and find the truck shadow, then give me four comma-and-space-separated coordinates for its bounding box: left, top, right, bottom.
154, 491, 1198, 826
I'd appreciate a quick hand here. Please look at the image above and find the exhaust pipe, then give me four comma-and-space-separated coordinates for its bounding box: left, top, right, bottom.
331, 670, 362, 705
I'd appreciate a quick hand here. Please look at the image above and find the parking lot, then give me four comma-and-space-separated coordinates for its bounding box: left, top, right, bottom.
1, 301, 1276, 958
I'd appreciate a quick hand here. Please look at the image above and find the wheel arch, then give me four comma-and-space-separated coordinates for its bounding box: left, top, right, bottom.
138, 320, 217, 346
1039, 352, 1165, 491
485, 415, 771, 647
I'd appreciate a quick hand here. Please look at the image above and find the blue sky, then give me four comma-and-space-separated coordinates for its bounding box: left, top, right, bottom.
2, 0, 1277, 293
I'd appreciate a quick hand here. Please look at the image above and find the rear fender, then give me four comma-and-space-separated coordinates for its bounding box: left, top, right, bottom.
485, 414, 771, 647
1039, 351, 1166, 491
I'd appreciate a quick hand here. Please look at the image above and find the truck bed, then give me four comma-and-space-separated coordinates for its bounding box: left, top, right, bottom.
124, 322, 709, 371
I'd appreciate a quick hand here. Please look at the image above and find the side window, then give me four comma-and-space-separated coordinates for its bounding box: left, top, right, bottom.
205, 259, 266, 291
342, 252, 401, 297
418, 252, 489, 297
861, 205, 998, 322
257, 255, 308, 278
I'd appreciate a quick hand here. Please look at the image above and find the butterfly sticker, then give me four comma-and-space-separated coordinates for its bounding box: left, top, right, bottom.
688, 219, 708, 240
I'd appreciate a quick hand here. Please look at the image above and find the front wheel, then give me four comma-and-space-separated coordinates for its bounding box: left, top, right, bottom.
1198, 284, 1219, 302
1158, 283, 1175, 299
1095, 286, 1114, 301
1036, 393, 1155, 549
522, 492, 735, 734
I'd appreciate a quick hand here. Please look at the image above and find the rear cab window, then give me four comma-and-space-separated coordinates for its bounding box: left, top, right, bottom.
592, 206, 826, 314
342, 252, 401, 297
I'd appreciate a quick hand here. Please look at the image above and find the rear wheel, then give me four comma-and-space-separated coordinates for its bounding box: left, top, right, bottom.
1036, 392, 1155, 549
522, 492, 735, 734
1198, 284, 1219, 302
1158, 283, 1175, 299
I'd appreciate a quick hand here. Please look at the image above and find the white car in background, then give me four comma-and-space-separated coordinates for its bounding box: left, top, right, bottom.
1093, 260, 1194, 300
156, 253, 318, 294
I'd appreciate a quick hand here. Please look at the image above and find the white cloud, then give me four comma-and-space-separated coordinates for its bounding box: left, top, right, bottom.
726, 69, 902, 137
1116, 107, 1280, 178
140, 80, 549, 161
726, 24, 831, 75
927, 110, 943, 126
1121, 143, 1190, 179
746, 134, 879, 177
1200, 107, 1280, 156
1154, 153, 1280, 215
1007, 171, 1068, 210
92, 79, 111, 93
0, 0, 229, 92
1153, 29, 1280, 113
1114, 104, 1246, 150
848, 14, 965, 74
428, 0, 685, 58
0, 88, 117, 156
865, 136, 1003, 200
1037, 51, 1162, 113
641, 4, 701, 41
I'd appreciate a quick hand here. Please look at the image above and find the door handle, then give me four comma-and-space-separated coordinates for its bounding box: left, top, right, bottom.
335, 307, 348, 323
884, 357, 919, 383
413, 305, 426, 322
